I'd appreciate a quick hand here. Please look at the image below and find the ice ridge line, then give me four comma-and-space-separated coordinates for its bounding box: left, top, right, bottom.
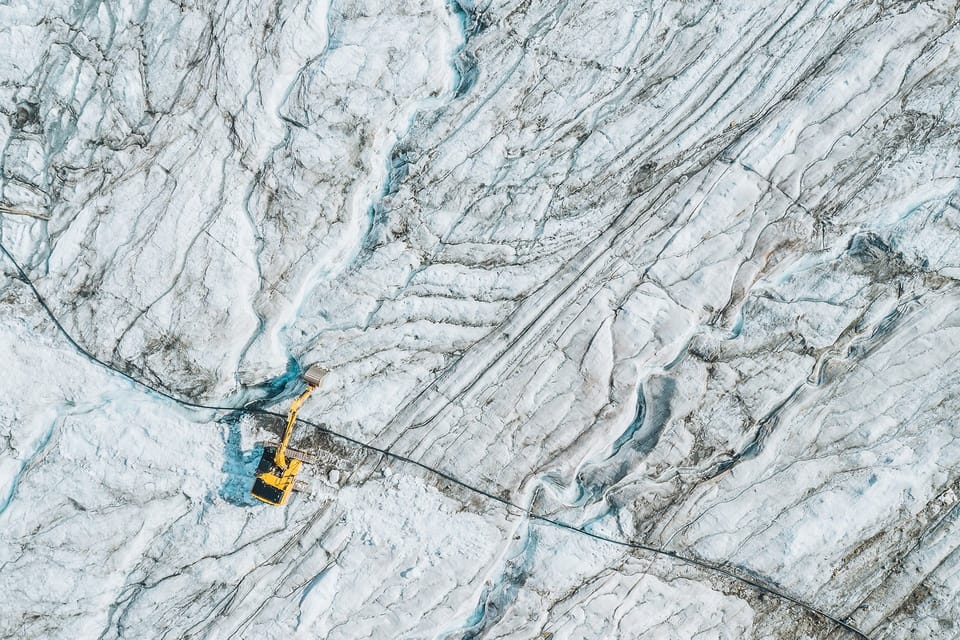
0, 240, 870, 640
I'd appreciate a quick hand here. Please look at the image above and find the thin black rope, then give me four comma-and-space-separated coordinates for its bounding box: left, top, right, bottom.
0, 240, 869, 639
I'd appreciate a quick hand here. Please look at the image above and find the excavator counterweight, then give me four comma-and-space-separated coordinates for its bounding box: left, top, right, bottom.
250, 364, 328, 506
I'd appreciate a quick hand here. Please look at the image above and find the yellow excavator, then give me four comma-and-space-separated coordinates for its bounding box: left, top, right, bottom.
250, 364, 328, 506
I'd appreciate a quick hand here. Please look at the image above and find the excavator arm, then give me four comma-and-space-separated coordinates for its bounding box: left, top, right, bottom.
274, 386, 315, 469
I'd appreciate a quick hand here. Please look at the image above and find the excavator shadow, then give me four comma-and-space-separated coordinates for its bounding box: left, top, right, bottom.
219, 414, 267, 507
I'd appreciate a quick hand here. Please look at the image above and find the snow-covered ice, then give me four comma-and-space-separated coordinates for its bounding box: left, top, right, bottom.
2, 0, 960, 638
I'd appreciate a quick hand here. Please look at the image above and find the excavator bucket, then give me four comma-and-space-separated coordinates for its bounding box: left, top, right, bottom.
250, 364, 328, 506
303, 364, 328, 387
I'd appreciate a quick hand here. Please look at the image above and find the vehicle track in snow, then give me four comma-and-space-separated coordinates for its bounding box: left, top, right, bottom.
0, 239, 870, 639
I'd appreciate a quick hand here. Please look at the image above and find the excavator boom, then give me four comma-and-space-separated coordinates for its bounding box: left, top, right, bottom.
274, 386, 314, 469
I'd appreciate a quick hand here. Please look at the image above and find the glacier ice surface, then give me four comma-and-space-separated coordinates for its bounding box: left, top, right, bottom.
2, 0, 960, 638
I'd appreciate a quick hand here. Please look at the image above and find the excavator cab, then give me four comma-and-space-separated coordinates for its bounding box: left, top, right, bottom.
250, 364, 328, 506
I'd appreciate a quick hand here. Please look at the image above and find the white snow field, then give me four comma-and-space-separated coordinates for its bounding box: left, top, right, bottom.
2, 0, 960, 638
